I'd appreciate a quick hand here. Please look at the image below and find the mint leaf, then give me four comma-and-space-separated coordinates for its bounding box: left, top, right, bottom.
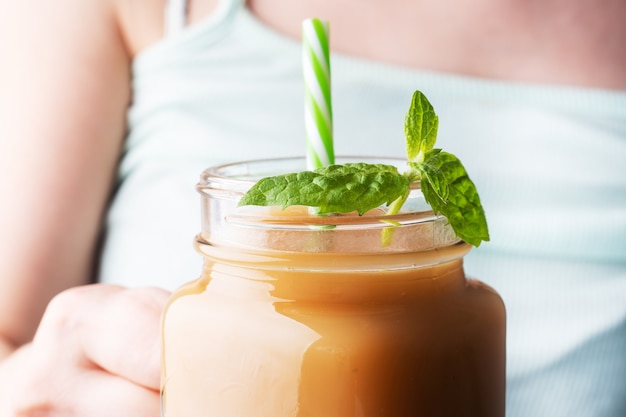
238, 163, 408, 215
404, 91, 439, 162
418, 150, 490, 246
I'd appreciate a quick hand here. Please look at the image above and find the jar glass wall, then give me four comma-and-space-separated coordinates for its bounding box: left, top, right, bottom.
161, 157, 506, 417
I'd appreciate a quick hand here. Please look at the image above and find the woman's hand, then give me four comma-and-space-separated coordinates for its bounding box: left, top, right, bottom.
0, 285, 170, 416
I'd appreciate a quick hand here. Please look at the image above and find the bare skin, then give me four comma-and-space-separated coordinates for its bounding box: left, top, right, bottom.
0, 0, 624, 415
245, 0, 626, 90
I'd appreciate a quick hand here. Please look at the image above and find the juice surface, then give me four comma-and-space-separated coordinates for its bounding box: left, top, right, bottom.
161, 248, 505, 417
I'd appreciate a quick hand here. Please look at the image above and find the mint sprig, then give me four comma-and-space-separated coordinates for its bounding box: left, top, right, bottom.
238, 90, 489, 247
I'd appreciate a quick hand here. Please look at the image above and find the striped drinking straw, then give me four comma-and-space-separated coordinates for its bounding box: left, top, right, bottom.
302, 18, 335, 170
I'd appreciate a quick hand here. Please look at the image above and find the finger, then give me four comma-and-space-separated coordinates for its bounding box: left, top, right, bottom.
35, 284, 170, 390
82, 285, 170, 390
72, 369, 161, 417
10, 363, 160, 417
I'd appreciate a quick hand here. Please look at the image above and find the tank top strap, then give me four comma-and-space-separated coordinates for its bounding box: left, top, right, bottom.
164, 0, 189, 37
164, 0, 242, 38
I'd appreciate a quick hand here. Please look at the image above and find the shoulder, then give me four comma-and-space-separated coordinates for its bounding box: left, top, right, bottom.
1, 0, 151, 60
113, 0, 168, 57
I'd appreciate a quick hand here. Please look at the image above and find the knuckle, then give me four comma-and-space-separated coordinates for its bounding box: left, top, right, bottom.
40, 286, 90, 334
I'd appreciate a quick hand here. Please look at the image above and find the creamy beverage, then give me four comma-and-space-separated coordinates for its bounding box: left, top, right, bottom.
160, 157, 505, 417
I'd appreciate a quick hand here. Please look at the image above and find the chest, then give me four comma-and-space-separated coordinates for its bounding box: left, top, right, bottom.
243, 0, 626, 90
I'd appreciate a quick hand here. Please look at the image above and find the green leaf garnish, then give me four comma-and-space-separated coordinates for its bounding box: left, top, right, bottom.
239, 163, 409, 216
414, 149, 489, 247
239, 90, 489, 246
405, 90, 439, 162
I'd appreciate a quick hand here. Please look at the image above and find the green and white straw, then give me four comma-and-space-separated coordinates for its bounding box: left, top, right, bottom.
302, 18, 334, 170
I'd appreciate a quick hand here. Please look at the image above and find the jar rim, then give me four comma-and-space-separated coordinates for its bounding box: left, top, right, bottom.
197, 156, 437, 226
197, 156, 462, 253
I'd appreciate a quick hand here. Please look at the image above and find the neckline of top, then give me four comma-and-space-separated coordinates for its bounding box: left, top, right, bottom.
132, 0, 626, 116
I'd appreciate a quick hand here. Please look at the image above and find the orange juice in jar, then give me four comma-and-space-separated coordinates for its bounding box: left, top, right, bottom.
161, 157, 505, 417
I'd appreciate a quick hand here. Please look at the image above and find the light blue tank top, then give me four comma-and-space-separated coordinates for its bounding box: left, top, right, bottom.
99, 0, 626, 415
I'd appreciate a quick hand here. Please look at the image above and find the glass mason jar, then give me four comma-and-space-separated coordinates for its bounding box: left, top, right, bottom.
161, 157, 506, 417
